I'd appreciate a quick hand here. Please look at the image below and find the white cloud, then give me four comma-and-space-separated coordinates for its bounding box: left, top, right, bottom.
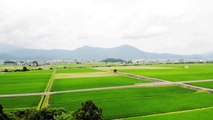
0, 0, 213, 54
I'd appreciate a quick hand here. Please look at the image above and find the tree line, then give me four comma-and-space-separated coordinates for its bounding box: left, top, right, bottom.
0, 100, 103, 120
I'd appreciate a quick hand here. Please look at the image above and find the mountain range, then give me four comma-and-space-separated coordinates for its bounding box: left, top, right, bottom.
0, 43, 212, 61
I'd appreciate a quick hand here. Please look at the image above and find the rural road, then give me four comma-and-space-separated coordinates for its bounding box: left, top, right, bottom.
0, 79, 213, 98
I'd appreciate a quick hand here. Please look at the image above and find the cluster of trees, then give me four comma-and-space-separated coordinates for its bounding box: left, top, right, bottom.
101, 58, 126, 63
2, 67, 44, 72
0, 100, 103, 120
3, 66, 28, 72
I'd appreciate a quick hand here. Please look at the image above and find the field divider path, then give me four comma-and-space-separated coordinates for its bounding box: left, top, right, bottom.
117, 71, 213, 93
117, 71, 168, 82
37, 69, 56, 109
0, 77, 213, 98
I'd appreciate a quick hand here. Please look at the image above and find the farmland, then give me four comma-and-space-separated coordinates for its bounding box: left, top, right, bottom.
49, 86, 213, 119
124, 107, 213, 120
119, 64, 213, 82
0, 96, 40, 111
0, 63, 213, 119
56, 68, 101, 73
188, 81, 213, 89
52, 76, 148, 91
0, 70, 52, 94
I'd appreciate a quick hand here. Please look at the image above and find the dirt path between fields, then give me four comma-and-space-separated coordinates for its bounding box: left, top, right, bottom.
37, 69, 56, 109
117, 72, 169, 82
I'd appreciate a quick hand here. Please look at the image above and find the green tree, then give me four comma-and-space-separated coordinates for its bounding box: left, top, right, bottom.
23, 66, 28, 71
12, 108, 65, 120
0, 104, 9, 120
113, 69, 117, 73
72, 100, 103, 120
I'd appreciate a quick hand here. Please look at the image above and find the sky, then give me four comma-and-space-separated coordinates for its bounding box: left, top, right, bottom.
0, 0, 213, 55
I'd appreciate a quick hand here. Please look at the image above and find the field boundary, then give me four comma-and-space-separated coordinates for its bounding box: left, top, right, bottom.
119, 106, 213, 120
37, 69, 56, 109
117, 71, 167, 82
1, 78, 212, 98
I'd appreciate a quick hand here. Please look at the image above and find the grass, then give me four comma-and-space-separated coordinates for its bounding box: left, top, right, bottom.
0, 70, 52, 94
48, 86, 213, 119
56, 68, 101, 73
0, 96, 40, 111
124, 107, 213, 120
120, 64, 213, 81
51, 76, 148, 91
188, 81, 213, 89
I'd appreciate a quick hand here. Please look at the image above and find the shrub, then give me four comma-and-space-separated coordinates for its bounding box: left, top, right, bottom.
3, 69, 9, 72
113, 69, 117, 73
23, 67, 28, 71
0, 104, 9, 120
11, 108, 65, 120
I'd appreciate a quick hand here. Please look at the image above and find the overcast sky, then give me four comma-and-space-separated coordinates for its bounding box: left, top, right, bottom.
0, 0, 213, 54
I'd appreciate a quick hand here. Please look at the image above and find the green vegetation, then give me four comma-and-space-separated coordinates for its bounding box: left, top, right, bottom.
101, 58, 126, 63
0, 104, 9, 120
0, 96, 40, 111
1, 63, 213, 119
72, 100, 103, 120
0, 70, 52, 94
51, 76, 148, 91
120, 64, 213, 81
124, 107, 213, 120
48, 86, 213, 119
9, 108, 66, 120
188, 81, 213, 89
56, 68, 100, 73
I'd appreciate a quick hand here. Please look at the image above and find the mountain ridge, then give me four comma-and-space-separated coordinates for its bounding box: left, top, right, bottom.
0, 44, 212, 60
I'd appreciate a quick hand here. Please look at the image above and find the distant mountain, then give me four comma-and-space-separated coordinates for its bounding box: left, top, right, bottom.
0, 44, 212, 60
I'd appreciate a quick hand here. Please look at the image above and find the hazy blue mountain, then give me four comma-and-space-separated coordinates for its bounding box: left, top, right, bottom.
0, 44, 212, 60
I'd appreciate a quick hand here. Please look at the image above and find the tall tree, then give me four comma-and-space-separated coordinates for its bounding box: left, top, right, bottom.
72, 100, 103, 120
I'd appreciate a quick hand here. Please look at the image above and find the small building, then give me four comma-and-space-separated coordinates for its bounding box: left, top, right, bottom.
4, 61, 17, 65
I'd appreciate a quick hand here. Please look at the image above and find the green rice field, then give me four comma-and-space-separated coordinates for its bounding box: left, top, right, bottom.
51, 76, 148, 91
56, 68, 101, 73
124, 107, 213, 120
0, 96, 40, 111
120, 64, 213, 81
188, 81, 213, 89
49, 86, 213, 119
0, 70, 52, 94
0, 63, 213, 119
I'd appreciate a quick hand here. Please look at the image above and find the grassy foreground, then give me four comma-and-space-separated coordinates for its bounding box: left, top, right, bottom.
49, 86, 213, 119
124, 107, 213, 120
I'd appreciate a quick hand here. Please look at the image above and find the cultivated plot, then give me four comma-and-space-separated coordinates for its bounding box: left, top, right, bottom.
0, 70, 52, 94
0, 96, 40, 111
188, 81, 213, 89
51, 76, 148, 91
49, 86, 213, 119
120, 64, 213, 82
56, 68, 100, 73
124, 107, 213, 120
55, 72, 118, 79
